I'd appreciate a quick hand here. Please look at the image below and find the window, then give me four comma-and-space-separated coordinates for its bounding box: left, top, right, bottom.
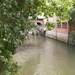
62, 22, 67, 28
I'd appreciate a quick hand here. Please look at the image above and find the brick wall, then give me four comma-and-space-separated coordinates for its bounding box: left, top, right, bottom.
53, 22, 69, 34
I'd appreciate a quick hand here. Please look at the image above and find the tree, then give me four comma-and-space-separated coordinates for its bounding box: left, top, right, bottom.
44, 0, 73, 20
0, 0, 48, 75
69, 3, 75, 24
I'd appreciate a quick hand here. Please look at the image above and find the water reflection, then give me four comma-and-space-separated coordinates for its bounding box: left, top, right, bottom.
14, 36, 75, 75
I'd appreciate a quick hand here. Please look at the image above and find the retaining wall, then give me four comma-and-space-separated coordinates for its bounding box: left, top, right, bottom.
45, 31, 68, 43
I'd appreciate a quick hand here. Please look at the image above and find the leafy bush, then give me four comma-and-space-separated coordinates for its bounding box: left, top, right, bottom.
69, 4, 75, 24
0, 54, 19, 75
0, 0, 33, 75
68, 31, 75, 45
70, 31, 75, 38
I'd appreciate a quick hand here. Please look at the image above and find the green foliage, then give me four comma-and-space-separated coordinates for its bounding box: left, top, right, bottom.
69, 31, 75, 45
46, 0, 72, 20
68, 3, 75, 24
0, 0, 36, 75
0, 54, 19, 75
56, 20, 61, 25
45, 22, 56, 30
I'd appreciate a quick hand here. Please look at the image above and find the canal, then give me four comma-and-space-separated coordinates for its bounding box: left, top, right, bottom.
14, 36, 75, 75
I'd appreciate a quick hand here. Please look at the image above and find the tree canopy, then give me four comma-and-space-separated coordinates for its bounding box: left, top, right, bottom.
69, 3, 75, 24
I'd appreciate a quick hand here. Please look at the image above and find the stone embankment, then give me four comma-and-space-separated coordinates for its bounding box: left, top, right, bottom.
45, 31, 68, 43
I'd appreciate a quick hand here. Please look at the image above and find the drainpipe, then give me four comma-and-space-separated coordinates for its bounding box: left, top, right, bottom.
56, 23, 57, 39
53, 13, 57, 40
55, 16, 57, 40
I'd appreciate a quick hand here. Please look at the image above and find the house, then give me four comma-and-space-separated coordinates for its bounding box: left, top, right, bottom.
35, 14, 75, 44
45, 15, 75, 44
37, 15, 69, 43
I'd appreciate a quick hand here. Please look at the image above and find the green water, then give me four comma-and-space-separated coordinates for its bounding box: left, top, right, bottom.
14, 36, 75, 75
